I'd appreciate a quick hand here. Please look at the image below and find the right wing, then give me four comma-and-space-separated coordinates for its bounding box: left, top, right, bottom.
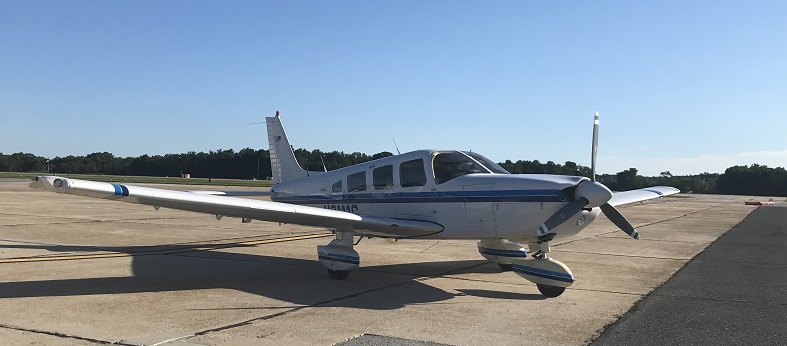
608, 186, 681, 207
30, 176, 443, 238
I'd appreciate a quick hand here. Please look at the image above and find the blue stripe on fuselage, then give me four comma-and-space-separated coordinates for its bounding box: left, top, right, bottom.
272, 189, 563, 204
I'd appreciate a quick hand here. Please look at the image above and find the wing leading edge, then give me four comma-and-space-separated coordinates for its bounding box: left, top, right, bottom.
30, 176, 443, 238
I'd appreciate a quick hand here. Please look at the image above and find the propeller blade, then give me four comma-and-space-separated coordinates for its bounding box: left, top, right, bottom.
537, 198, 588, 236
591, 111, 599, 182
600, 203, 640, 239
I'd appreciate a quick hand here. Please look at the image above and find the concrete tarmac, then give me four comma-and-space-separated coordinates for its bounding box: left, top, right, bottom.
0, 179, 774, 345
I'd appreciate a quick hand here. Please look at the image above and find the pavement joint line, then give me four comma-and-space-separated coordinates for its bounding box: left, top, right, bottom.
433, 271, 644, 297
0, 233, 302, 259
170, 252, 311, 265
191, 258, 489, 337
649, 292, 783, 306
561, 250, 692, 260
132, 232, 322, 248
697, 259, 787, 266
567, 287, 645, 297
0, 233, 332, 264
438, 274, 527, 286
0, 233, 293, 247
554, 204, 722, 248
0, 220, 124, 227
618, 238, 719, 244
0, 323, 131, 345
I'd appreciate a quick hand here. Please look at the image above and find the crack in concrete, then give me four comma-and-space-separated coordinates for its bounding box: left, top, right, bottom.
0, 323, 133, 345
561, 250, 691, 260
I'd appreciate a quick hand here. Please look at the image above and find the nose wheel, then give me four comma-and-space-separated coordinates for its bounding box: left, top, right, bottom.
318, 231, 359, 280
536, 284, 565, 298
328, 269, 350, 280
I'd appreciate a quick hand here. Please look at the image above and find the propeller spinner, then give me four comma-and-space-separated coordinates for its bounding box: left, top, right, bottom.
537, 112, 639, 239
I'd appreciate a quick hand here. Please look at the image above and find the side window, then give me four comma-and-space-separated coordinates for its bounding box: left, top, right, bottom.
400, 159, 426, 187
373, 165, 394, 190
332, 180, 343, 193
347, 171, 367, 193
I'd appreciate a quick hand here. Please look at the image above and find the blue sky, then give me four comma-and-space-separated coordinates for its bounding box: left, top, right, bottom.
2, 1, 785, 176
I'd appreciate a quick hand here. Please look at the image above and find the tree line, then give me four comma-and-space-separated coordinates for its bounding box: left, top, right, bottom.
2, 151, 786, 197
0, 149, 392, 180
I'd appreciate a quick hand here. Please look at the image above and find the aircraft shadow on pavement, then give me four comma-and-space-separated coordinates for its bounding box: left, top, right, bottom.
0, 243, 544, 309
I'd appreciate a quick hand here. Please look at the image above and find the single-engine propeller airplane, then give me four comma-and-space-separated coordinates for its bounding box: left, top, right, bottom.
31, 111, 678, 297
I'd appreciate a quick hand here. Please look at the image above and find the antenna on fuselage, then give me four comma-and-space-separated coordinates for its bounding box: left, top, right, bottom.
391, 137, 401, 155
320, 155, 327, 172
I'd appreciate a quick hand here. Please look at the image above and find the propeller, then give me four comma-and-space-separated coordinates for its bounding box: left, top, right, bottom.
537, 112, 639, 240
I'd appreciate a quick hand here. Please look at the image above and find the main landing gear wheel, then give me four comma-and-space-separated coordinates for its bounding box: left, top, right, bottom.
498, 263, 513, 271
537, 284, 565, 297
328, 269, 350, 280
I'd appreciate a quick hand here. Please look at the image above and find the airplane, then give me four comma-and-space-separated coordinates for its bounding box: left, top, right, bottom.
30, 111, 679, 297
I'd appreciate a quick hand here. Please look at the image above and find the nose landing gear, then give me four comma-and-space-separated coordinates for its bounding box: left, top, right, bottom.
317, 231, 359, 280
477, 237, 573, 297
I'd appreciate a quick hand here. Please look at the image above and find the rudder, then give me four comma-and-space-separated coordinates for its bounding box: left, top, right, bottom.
267, 112, 308, 183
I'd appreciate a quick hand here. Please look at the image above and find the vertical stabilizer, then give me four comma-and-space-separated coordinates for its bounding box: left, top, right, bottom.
267, 112, 308, 183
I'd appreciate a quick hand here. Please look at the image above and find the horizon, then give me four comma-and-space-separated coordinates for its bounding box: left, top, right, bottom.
4, 146, 782, 177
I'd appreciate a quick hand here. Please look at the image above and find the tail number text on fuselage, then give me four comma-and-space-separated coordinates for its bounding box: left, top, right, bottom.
324, 204, 359, 213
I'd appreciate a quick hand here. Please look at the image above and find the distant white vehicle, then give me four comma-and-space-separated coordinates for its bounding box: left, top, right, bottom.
31, 111, 678, 297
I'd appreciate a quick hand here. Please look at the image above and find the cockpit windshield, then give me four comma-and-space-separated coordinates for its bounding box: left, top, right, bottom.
462, 151, 510, 174
432, 151, 509, 184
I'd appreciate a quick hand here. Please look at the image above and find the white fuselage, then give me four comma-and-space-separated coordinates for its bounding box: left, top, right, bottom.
271, 150, 600, 242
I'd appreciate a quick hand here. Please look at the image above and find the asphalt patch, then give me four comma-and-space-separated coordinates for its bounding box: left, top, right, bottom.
591, 206, 787, 345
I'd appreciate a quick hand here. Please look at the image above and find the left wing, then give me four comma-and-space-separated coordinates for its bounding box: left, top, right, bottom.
30, 176, 443, 238
608, 186, 680, 207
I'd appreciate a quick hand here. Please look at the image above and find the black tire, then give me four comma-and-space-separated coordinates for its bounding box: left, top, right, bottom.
537, 284, 565, 297
328, 269, 350, 280
498, 263, 513, 271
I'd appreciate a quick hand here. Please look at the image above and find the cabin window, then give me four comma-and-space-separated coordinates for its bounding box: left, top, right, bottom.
373, 165, 394, 190
400, 159, 427, 187
332, 180, 343, 193
433, 151, 487, 184
347, 171, 367, 193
